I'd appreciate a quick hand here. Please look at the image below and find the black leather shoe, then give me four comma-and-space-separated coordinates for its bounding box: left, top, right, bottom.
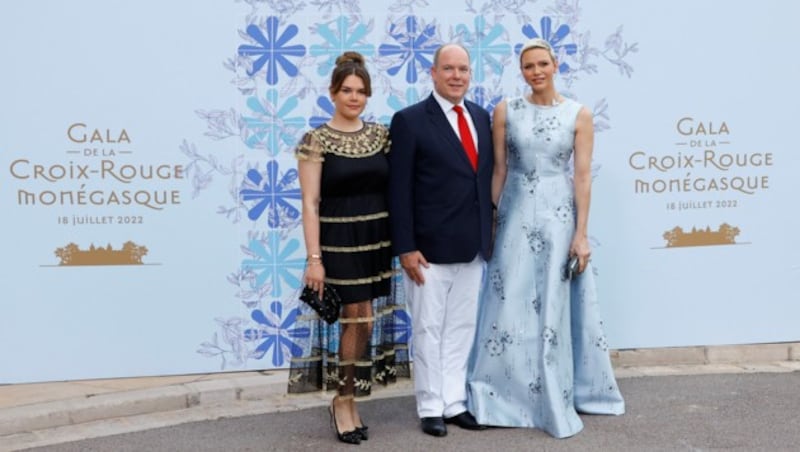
444, 411, 486, 430
420, 417, 447, 437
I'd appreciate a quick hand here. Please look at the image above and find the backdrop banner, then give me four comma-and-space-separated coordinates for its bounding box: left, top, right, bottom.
1, 0, 798, 383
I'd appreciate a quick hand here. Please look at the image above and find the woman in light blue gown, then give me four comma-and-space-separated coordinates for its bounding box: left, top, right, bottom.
467, 38, 625, 439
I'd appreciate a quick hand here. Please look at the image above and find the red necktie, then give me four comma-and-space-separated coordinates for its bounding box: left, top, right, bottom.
453, 105, 478, 171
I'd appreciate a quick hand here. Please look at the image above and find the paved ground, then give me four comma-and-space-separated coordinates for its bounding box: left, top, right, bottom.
2, 351, 799, 451
20, 371, 800, 451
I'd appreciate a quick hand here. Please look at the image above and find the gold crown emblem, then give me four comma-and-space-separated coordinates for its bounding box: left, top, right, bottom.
663, 223, 740, 248
54, 241, 149, 266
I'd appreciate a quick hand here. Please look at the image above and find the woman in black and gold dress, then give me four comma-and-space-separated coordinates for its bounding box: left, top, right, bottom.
289, 51, 410, 445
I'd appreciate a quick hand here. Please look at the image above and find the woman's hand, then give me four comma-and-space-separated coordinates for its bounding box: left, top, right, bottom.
304, 261, 326, 298
569, 234, 591, 274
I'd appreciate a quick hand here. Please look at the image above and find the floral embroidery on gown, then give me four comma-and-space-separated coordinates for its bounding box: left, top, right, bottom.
467, 97, 625, 438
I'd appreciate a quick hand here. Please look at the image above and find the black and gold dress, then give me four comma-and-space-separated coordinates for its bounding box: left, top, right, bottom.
288, 122, 410, 397
298, 122, 393, 302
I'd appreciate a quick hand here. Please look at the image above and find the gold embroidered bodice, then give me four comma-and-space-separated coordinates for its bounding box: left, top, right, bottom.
295, 122, 390, 162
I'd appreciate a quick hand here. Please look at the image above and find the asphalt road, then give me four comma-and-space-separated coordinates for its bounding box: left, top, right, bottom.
29, 372, 800, 451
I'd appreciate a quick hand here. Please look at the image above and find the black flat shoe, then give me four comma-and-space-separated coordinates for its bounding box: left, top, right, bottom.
444, 411, 486, 431
420, 417, 447, 437
329, 401, 361, 445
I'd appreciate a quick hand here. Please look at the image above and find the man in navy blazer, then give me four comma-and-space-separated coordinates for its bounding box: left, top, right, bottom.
388, 43, 493, 437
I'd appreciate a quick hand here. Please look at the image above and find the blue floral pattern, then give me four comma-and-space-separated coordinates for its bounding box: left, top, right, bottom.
467, 98, 625, 438
309, 96, 335, 129
193, 0, 638, 373
242, 90, 305, 154
310, 16, 376, 76
456, 16, 512, 83
388, 309, 412, 344
238, 16, 306, 85
243, 301, 310, 366
469, 86, 503, 116
240, 160, 301, 227
515, 17, 577, 74
378, 16, 439, 83
241, 232, 304, 297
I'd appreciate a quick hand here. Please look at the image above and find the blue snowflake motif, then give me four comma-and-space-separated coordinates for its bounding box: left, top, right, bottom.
515, 17, 578, 74
242, 89, 305, 154
243, 301, 310, 367
309, 96, 335, 129
326, 323, 341, 356
241, 232, 304, 297
386, 309, 411, 344
240, 160, 301, 227
378, 16, 439, 83
238, 16, 306, 85
310, 16, 376, 76
468, 86, 502, 116
376, 87, 423, 124
387, 87, 423, 112
455, 16, 512, 83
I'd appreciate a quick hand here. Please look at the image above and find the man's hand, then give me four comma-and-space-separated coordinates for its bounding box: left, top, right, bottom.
400, 251, 429, 286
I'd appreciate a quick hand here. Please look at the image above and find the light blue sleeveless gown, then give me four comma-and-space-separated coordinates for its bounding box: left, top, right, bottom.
467, 97, 625, 439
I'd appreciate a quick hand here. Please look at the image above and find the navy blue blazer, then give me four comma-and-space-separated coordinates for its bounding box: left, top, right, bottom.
388, 94, 494, 264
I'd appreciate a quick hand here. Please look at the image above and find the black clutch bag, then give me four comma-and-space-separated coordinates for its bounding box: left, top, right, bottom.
299, 284, 342, 324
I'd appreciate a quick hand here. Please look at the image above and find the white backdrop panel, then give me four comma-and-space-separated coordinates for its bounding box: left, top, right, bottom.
1, 0, 797, 383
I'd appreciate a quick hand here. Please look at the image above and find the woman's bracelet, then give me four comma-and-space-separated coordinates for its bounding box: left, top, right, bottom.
307, 253, 322, 265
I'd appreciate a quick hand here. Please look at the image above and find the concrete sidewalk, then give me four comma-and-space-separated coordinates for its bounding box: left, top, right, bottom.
2, 343, 799, 451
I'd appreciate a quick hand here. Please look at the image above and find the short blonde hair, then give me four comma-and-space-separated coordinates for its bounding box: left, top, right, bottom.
519, 38, 556, 63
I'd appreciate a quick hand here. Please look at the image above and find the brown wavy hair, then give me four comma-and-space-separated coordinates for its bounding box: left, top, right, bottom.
329, 51, 372, 96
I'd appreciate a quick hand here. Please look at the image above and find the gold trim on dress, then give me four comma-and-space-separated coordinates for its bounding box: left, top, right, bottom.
321, 241, 391, 253
295, 135, 325, 162
325, 270, 394, 286
294, 151, 324, 162
339, 316, 375, 324
319, 211, 389, 223
295, 122, 390, 160
290, 356, 323, 363
296, 303, 403, 323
